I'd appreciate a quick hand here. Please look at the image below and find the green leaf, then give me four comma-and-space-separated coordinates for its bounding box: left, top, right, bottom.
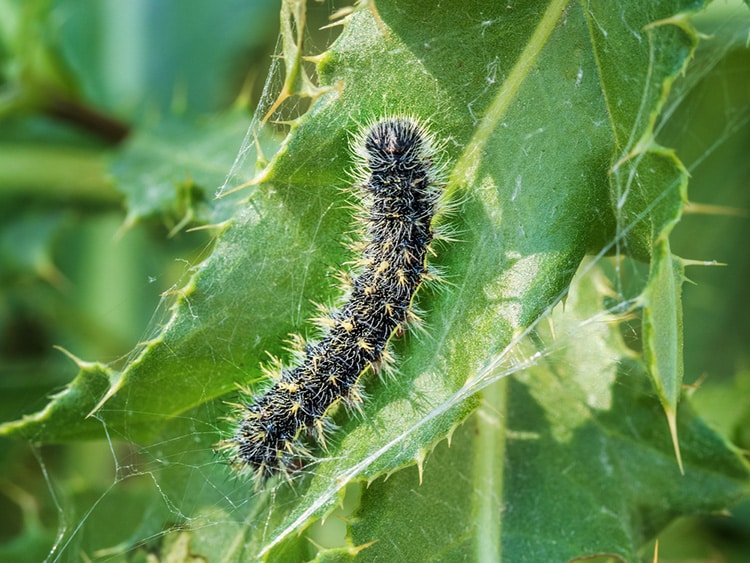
641, 239, 686, 469
349, 363, 748, 563
110, 110, 273, 232
328, 269, 748, 562
0, 351, 112, 440
2, 1, 748, 561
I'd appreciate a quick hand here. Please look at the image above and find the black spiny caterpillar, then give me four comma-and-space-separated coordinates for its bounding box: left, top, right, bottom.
224, 117, 443, 480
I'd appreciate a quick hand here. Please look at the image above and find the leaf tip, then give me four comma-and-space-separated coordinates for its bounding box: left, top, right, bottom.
53, 345, 94, 370
666, 409, 685, 476
415, 454, 425, 485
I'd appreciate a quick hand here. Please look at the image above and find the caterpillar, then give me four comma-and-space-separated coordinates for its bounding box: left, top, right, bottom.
224, 117, 443, 480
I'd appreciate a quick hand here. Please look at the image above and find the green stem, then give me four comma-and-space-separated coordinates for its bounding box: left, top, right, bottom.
0, 145, 121, 207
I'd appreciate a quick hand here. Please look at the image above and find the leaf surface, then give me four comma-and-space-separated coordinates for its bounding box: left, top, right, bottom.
345, 273, 748, 562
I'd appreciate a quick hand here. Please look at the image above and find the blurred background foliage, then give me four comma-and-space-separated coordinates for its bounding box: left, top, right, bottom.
0, 0, 748, 560
0, 0, 285, 558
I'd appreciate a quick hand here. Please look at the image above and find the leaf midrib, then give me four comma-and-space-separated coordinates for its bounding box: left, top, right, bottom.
447, 0, 571, 199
